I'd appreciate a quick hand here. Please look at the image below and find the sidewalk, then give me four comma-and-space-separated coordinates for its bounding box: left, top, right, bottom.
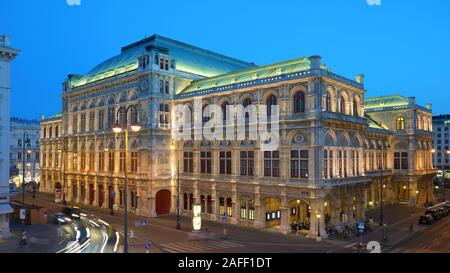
0, 222, 59, 253
25, 192, 333, 253
331, 203, 427, 252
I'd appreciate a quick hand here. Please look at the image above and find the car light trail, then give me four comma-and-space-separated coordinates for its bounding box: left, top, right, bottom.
98, 219, 109, 226
114, 231, 120, 253
89, 219, 100, 228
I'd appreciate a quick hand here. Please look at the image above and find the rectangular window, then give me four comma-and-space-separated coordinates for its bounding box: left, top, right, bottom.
108, 107, 115, 129
200, 152, 212, 174
72, 153, 78, 170
89, 152, 95, 171
119, 152, 125, 172
240, 151, 254, 176
98, 109, 105, 130
264, 151, 279, 177
248, 200, 255, 221
240, 200, 247, 219
98, 152, 105, 172
220, 151, 232, 175
80, 113, 86, 133
394, 152, 409, 170
160, 57, 169, 70
80, 152, 86, 171
324, 150, 328, 178
131, 151, 138, 173
338, 151, 343, 177
89, 111, 95, 131
291, 150, 309, 178
183, 152, 194, 173
108, 151, 114, 172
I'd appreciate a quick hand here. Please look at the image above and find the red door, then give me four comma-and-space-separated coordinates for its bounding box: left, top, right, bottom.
156, 190, 171, 215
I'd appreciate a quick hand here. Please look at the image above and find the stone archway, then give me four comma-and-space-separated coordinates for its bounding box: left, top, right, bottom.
156, 190, 172, 216
288, 199, 310, 225
263, 197, 281, 228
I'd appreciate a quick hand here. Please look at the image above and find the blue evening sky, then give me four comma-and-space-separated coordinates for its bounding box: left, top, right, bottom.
3, 0, 450, 120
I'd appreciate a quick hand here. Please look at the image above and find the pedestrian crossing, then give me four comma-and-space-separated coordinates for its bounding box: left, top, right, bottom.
158, 239, 244, 253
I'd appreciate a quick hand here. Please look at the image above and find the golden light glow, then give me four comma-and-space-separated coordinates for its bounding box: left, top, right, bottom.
415, 190, 419, 194
131, 123, 141, 132
369, 201, 374, 206
324, 202, 328, 207
27, 150, 32, 154
113, 126, 122, 134
297, 200, 300, 204
317, 214, 321, 219
431, 149, 436, 153
403, 186, 407, 190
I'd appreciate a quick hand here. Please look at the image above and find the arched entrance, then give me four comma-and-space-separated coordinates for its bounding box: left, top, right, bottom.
98, 184, 105, 207
264, 197, 281, 228
289, 199, 311, 227
156, 190, 171, 215
89, 184, 95, 205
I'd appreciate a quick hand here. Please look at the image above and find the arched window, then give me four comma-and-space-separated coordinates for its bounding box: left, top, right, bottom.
396, 117, 405, 130
293, 91, 305, 113
221, 102, 229, 122
353, 98, 359, 117
202, 104, 210, 123
324, 92, 331, 112
266, 95, 277, 116
339, 96, 346, 114
243, 98, 252, 119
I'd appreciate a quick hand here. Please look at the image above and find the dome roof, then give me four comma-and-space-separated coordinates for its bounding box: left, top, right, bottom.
71, 35, 255, 87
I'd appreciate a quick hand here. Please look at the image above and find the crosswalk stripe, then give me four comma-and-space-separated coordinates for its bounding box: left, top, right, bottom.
204, 240, 242, 248
159, 240, 245, 253
161, 244, 196, 253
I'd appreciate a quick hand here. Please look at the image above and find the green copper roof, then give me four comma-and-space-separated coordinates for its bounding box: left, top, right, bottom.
364, 94, 410, 110
41, 113, 62, 122
71, 35, 255, 88
179, 57, 329, 95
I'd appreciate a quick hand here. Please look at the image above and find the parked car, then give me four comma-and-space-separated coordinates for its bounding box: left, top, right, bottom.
425, 209, 442, 221
438, 207, 448, 217
418, 214, 435, 225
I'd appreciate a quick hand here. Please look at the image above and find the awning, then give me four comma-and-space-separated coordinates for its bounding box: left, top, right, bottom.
0, 203, 13, 214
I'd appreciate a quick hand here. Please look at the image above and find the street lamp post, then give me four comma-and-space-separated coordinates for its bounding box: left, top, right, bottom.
113, 105, 141, 254
21, 132, 31, 205
107, 146, 114, 216
317, 212, 321, 238
171, 142, 181, 230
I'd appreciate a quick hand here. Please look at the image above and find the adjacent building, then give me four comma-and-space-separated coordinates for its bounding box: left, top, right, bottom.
0, 35, 20, 239
10, 117, 41, 187
40, 34, 436, 238
432, 114, 450, 172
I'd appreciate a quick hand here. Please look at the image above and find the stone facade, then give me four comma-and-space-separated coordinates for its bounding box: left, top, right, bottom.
40, 35, 437, 239
10, 117, 40, 187
0, 35, 20, 239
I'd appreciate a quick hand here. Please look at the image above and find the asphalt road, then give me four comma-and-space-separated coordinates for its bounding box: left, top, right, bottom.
387, 213, 450, 253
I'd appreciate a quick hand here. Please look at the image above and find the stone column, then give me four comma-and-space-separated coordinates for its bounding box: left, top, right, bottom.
330, 194, 341, 226
308, 196, 327, 240
279, 194, 290, 234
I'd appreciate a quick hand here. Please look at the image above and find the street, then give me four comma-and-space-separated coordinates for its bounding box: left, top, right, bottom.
2, 191, 448, 254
